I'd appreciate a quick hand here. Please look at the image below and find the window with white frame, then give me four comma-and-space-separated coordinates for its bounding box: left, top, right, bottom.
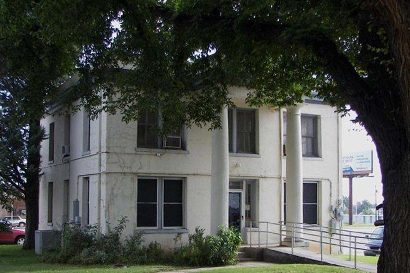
137, 178, 184, 228
282, 112, 320, 157
228, 108, 257, 154
137, 111, 185, 150
283, 182, 318, 224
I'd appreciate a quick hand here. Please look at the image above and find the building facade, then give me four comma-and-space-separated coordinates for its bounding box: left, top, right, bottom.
37, 87, 342, 248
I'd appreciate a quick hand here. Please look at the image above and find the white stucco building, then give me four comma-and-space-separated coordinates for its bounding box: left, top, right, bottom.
37, 87, 342, 248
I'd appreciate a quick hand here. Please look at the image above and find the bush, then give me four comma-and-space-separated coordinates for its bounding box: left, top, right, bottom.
174, 226, 242, 266
43, 221, 241, 267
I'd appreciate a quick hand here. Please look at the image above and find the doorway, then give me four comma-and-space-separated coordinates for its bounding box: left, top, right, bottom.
229, 192, 242, 230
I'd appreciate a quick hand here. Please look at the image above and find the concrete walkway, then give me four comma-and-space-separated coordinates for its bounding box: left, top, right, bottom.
268, 247, 377, 273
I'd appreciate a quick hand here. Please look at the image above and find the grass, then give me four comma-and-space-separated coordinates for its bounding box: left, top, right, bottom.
0, 245, 177, 273
334, 254, 379, 265
196, 264, 364, 273
0, 245, 365, 273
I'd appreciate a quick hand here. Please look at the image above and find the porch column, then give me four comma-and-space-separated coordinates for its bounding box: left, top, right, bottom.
285, 105, 304, 241
211, 107, 229, 234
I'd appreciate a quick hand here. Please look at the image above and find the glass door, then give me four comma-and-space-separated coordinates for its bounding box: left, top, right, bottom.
229, 192, 242, 231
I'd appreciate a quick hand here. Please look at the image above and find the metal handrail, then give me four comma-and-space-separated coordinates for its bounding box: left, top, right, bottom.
246, 220, 380, 269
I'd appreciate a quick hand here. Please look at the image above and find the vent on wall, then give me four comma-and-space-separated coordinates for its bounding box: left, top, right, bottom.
62, 145, 70, 157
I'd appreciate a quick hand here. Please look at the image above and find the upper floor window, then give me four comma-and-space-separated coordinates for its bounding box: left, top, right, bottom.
137, 178, 184, 228
228, 108, 257, 154
301, 115, 319, 157
283, 112, 320, 157
48, 123, 55, 162
63, 115, 70, 157
83, 111, 91, 153
137, 110, 185, 150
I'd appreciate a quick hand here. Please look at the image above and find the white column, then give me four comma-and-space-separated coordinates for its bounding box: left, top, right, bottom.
211, 107, 229, 234
285, 105, 304, 241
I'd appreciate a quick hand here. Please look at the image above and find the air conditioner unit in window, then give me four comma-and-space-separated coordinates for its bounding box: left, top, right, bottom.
62, 145, 70, 157
163, 136, 182, 149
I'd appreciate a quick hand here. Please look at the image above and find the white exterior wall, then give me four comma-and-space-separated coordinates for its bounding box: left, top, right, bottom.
38, 87, 341, 248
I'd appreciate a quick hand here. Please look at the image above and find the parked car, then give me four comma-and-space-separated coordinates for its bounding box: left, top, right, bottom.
1, 216, 26, 227
364, 226, 384, 256
0, 222, 25, 245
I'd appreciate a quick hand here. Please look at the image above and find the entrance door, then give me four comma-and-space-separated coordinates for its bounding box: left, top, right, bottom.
229, 192, 242, 231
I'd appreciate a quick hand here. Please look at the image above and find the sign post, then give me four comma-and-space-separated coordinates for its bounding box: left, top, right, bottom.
342, 151, 373, 225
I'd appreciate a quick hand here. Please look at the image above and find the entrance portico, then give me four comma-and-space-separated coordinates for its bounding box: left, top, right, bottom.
210, 105, 304, 244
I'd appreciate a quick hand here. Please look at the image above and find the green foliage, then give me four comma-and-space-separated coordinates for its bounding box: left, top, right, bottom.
174, 226, 242, 266
44, 217, 166, 265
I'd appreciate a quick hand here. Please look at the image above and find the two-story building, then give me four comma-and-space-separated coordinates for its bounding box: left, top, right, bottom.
37, 87, 342, 249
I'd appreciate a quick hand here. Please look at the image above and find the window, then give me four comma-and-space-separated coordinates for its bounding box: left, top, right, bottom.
63, 180, 69, 223
283, 182, 318, 224
282, 112, 319, 157
63, 115, 70, 157
47, 182, 53, 223
137, 178, 184, 228
83, 111, 91, 152
82, 177, 90, 226
228, 108, 257, 154
137, 111, 184, 150
48, 123, 55, 161
301, 115, 319, 157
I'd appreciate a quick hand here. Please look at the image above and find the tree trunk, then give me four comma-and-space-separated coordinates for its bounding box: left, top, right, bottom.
377, 153, 410, 273
23, 118, 42, 250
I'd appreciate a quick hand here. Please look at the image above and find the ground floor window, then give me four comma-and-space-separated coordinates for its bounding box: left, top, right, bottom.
284, 182, 318, 224
47, 182, 53, 224
137, 177, 184, 229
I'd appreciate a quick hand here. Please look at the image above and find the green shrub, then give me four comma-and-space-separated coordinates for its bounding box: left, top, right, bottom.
174, 226, 242, 266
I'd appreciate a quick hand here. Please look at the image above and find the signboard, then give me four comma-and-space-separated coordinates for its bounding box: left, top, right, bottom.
342, 150, 373, 176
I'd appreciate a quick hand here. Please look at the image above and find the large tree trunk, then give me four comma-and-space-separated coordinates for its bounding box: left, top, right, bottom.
378, 153, 410, 272
23, 118, 42, 250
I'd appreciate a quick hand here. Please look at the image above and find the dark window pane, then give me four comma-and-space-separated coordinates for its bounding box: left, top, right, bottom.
138, 179, 157, 202
163, 204, 183, 227
303, 183, 317, 203
228, 109, 233, 152
303, 204, 318, 224
236, 110, 256, 153
137, 204, 157, 227
164, 180, 182, 203
138, 111, 158, 148
301, 115, 318, 157
49, 123, 54, 161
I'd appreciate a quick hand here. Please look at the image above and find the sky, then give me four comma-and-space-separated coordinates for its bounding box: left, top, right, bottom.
341, 111, 383, 205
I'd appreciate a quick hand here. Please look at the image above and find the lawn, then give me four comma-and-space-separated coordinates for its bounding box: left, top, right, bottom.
334, 254, 379, 265
196, 265, 364, 273
0, 245, 364, 273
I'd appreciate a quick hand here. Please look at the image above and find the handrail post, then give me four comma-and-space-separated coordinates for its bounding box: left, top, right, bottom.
320, 225, 323, 261
354, 236, 357, 269
279, 221, 283, 245
249, 221, 252, 247
266, 222, 269, 248
258, 223, 261, 248
349, 231, 352, 261
291, 223, 295, 254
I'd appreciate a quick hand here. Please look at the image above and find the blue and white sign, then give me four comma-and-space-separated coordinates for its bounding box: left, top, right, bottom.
342, 150, 373, 176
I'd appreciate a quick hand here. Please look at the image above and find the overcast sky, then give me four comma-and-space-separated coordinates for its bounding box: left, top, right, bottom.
341, 111, 383, 205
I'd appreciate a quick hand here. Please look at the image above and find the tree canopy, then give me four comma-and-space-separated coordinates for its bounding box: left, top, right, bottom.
1, 1, 409, 271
